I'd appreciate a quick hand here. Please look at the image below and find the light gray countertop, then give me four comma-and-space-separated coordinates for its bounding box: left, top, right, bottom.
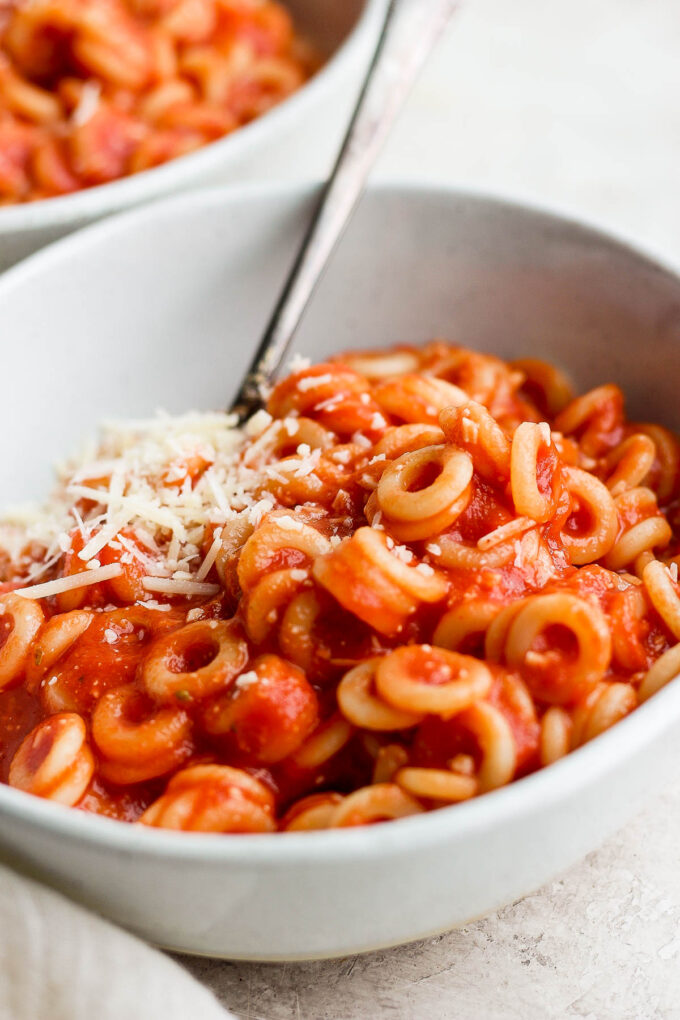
184, 774, 680, 1019
183, 1, 680, 1015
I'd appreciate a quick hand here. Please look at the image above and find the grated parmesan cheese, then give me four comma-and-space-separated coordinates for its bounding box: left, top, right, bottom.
234, 670, 259, 691
244, 409, 273, 437
71, 80, 101, 127
275, 515, 304, 532
15, 563, 123, 600
352, 432, 373, 449
1, 410, 267, 596
297, 374, 333, 392
142, 577, 220, 597
287, 354, 311, 373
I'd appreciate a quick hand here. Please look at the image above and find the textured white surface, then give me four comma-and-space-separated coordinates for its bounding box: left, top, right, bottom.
184, 775, 680, 1019
180, 0, 680, 1015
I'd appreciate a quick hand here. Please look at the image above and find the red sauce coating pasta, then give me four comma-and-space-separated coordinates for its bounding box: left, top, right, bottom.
1, 339, 679, 832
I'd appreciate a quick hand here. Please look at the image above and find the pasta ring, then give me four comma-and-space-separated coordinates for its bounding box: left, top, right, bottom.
140, 619, 248, 702
9, 712, 94, 806
505, 592, 612, 704
0, 593, 44, 691
337, 659, 424, 731
92, 683, 192, 784
377, 445, 473, 523
375, 645, 492, 718
331, 783, 424, 826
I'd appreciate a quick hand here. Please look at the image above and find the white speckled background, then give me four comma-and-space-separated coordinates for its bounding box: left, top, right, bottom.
181, 1, 680, 1015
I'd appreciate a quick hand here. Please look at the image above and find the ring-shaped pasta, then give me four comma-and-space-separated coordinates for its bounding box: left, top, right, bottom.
431, 531, 517, 571
606, 516, 672, 571
433, 599, 502, 653
505, 593, 612, 704
570, 682, 637, 747
423, 345, 511, 408
643, 560, 680, 639
24, 609, 93, 693
278, 589, 321, 672
510, 357, 574, 416
331, 783, 424, 827
610, 587, 649, 672
313, 528, 448, 637
338, 349, 421, 379
139, 765, 276, 833
510, 421, 558, 523
353, 529, 450, 610
244, 568, 310, 644
634, 422, 680, 503
367, 484, 472, 544
9, 713, 94, 806
92, 683, 193, 783
452, 701, 518, 791
290, 714, 354, 771
237, 516, 331, 592
554, 384, 624, 457
539, 706, 572, 766
633, 550, 655, 577
281, 793, 345, 832
266, 363, 369, 417
337, 659, 424, 731
372, 424, 446, 462
140, 619, 248, 702
561, 466, 618, 564
638, 642, 680, 702
373, 374, 468, 425
0, 593, 44, 691
394, 766, 477, 802
375, 645, 492, 718
377, 445, 473, 523
603, 434, 656, 494
214, 515, 256, 594
439, 400, 511, 482
484, 602, 526, 661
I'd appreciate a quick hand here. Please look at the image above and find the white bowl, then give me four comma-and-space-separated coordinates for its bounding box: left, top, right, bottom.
0, 0, 384, 273
1, 184, 679, 961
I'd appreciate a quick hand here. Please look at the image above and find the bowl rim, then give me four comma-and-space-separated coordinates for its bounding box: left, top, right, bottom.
0, 179, 679, 863
0, 0, 385, 235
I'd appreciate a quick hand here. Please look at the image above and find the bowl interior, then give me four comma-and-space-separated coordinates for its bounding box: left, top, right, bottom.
2, 184, 680, 507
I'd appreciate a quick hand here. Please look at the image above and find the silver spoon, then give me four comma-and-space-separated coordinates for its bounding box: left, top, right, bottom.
231, 0, 458, 422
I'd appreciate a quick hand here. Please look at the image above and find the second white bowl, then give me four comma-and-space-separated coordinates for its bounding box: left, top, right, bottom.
0, 0, 384, 272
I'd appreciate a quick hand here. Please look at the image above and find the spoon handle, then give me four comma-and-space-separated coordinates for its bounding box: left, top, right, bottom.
231, 0, 458, 421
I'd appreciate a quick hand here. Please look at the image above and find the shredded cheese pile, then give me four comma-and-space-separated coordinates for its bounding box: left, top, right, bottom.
0, 408, 278, 600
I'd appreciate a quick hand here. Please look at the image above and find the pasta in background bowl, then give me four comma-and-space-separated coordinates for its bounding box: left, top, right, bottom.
0, 0, 383, 270
0, 183, 679, 959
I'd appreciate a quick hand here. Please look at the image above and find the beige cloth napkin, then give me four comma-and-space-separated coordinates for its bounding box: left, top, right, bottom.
0, 864, 232, 1020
